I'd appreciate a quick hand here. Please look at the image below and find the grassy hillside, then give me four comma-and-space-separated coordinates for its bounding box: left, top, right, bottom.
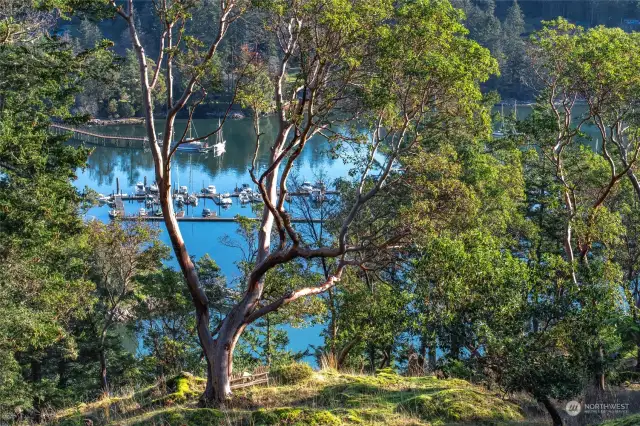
50, 369, 532, 426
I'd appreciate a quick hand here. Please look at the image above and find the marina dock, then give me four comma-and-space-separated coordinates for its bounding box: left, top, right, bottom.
112, 191, 338, 202
120, 215, 324, 223
51, 124, 148, 148
99, 179, 335, 225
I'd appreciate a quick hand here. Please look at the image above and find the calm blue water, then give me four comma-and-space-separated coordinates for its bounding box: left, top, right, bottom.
73, 117, 350, 361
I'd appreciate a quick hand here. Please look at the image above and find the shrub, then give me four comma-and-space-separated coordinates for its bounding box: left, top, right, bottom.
272, 362, 313, 385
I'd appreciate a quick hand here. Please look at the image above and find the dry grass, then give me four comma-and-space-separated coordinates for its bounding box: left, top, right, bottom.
42, 369, 539, 425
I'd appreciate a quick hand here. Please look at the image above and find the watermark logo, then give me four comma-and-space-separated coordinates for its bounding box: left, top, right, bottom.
584, 403, 629, 415
565, 400, 581, 416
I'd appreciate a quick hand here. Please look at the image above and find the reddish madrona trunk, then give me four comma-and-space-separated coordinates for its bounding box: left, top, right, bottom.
112, 0, 235, 404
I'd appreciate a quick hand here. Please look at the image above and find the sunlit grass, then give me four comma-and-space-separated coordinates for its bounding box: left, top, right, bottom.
49, 369, 531, 425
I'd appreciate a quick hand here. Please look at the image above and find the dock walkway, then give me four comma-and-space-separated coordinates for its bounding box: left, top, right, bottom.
113, 191, 338, 202
51, 124, 148, 148
120, 215, 323, 224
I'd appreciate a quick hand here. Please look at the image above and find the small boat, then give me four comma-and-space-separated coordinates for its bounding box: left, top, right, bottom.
139, 208, 147, 217
214, 193, 233, 206
135, 182, 146, 196
315, 180, 326, 190
205, 185, 217, 195
202, 208, 212, 217
188, 194, 199, 206
300, 181, 314, 193
209, 119, 226, 156
108, 209, 120, 219
175, 194, 184, 203
212, 142, 226, 156
175, 210, 185, 218
97, 194, 110, 203
179, 185, 188, 195
239, 193, 250, 204
177, 141, 206, 152
251, 193, 263, 203
150, 183, 159, 193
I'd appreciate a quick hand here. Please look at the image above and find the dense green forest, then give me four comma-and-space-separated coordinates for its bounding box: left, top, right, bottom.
4, 1, 640, 425
61, 0, 640, 117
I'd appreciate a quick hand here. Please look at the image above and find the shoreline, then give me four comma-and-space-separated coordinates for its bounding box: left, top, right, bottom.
88, 117, 145, 126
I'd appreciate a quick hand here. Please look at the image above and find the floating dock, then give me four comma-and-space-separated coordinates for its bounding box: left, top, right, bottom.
111, 191, 338, 202
120, 215, 324, 223
113, 195, 125, 215
51, 124, 148, 148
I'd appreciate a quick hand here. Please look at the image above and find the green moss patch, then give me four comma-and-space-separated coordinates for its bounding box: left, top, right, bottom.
252, 407, 342, 425
155, 373, 203, 405
52, 371, 535, 426
397, 388, 523, 424
129, 408, 224, 426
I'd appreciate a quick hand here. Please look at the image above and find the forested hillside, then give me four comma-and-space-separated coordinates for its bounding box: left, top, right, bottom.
4, 1, 640, 426
62, 0, 640, 116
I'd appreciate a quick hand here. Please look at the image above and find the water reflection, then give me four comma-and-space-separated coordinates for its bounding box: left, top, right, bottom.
75, 117, 342, 195
74, 117, 343, 358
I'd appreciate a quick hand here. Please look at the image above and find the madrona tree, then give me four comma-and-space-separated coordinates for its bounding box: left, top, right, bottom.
107, 0, 496, 403
527, 18, 640, 393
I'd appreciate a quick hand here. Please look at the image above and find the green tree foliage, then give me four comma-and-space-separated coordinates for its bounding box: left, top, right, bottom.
501, 0, 527, 98
76, 49, 166, 118
0, 1, 108, 418
85, 220, 167, 393
77, 17, 101, 49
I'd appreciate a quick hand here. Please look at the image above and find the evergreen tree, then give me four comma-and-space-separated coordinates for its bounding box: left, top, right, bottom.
78, 18, 102, 49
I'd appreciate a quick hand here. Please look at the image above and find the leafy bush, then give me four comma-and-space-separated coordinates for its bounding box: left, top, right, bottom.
272, 362, 313, 385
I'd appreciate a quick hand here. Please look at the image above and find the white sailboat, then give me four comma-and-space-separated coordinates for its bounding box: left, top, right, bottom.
176, 121, 206, 152
211, 119, 226, 156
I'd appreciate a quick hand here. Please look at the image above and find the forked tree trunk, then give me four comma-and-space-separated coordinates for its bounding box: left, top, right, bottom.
202, 132, 288, 402
117, 0, 234, 406
209, 286, 263, 403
